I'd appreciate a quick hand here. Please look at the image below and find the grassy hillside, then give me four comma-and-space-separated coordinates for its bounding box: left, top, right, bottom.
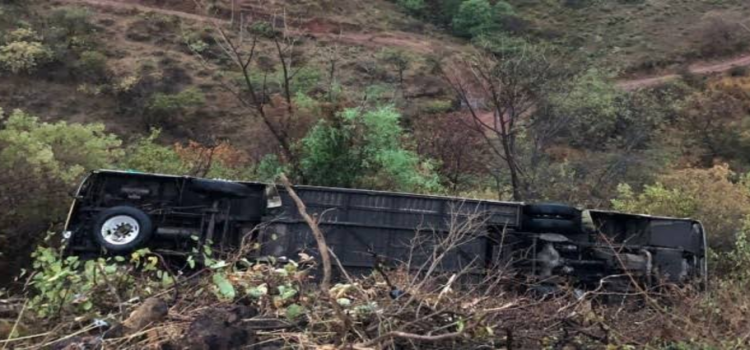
509, 0, 750, 72
1, 0, 468, 148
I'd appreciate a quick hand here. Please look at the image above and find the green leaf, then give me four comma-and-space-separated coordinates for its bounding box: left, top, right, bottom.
456, 318, 466, 332
212, 273, 235, 300
114, 256, 125, 262
278, 285, 297, 300
187, 256, 196, 269
209, 260, 228, 269
285, 303, 304, 320
82, 300, 93, 311
247, 284, 268, 298
284, 261, 298, 274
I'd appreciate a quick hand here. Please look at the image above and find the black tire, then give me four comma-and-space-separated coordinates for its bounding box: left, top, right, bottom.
93, 206, 153, 252
524, 218, 580, 234
190, 178, 252, 198
525, 203, 580, 219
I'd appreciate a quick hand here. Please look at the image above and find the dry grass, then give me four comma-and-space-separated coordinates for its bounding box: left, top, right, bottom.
511, 0, 750, 73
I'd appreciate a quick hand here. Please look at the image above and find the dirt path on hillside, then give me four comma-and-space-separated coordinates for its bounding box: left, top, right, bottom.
55, 0, 217, 23
56, 0, 750, 89
617, 54, 750, 90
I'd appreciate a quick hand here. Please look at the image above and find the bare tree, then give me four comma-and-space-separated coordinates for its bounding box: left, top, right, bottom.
441, 44, 568, 201
190, 1, 317, 179
413, 112, 489, 194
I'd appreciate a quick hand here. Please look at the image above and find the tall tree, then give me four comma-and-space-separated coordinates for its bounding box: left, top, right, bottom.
441, 43, 569, 200
190, 4, 320, 180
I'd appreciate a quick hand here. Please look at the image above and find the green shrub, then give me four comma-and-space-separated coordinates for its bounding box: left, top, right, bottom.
27, 245, 158, 318
612, 165, 750, 251
3, 28, 39, 43
723, 217, 750, 282
549, 69, 622, 148
49, 6, 95, 38
0, 108, 122, 183
182, 28, 212, 54
300, 106, 441, 192
423, 99, 454, 114
452, 0, 493, 38
145, 88, 205, 127
119, 129, 189, 174
255, 154, 287, 182
148, 88, 205, 115
0, 108, 122, 284
46, 6, 97, 57
74, 50, 109, 81
435, 0, 464, 26
452, 0, 514, 38
377, 49, 412, 85
472, 34, 530, 56
562, 0, 595, 9
0, 40, 53, 74
397, 0, 426, 15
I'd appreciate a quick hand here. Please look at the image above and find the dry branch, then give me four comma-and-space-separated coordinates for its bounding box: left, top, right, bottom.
277, 173, 354, 338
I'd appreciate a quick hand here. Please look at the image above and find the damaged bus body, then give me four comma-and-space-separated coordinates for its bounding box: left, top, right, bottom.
63, 170, 708, 291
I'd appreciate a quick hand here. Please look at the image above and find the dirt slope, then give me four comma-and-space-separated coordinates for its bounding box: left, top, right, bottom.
618, 53, 750, 90
54, 0, 750, 91
55, 0, 464, 55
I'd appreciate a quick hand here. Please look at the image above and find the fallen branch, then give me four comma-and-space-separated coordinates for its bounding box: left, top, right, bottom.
278, 174, 333, 292
278, 174, 354, 339
357, 301, 516, 348
2, 299, 27, 350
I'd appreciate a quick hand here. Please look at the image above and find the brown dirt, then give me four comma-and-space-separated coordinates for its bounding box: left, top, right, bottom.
54, 0, 750, 91
54, 0, 215, 23
617, 53, 750, 90
55, 0, 463, 55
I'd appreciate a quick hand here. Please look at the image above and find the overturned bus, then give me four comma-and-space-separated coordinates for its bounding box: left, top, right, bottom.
62, 170, 708, 290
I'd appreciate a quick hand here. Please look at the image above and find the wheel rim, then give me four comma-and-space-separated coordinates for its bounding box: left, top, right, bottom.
101, 215, 140, 246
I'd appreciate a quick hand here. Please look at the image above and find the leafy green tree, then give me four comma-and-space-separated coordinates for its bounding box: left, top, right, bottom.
0, 108, 122, 285
300, 106, 440, 192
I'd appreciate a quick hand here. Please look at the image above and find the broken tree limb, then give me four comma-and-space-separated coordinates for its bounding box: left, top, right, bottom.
277, 174, 355, 340
278, 174, 333, 291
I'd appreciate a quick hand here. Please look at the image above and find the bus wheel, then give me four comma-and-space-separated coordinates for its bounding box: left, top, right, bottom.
93, 206, 153, 252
